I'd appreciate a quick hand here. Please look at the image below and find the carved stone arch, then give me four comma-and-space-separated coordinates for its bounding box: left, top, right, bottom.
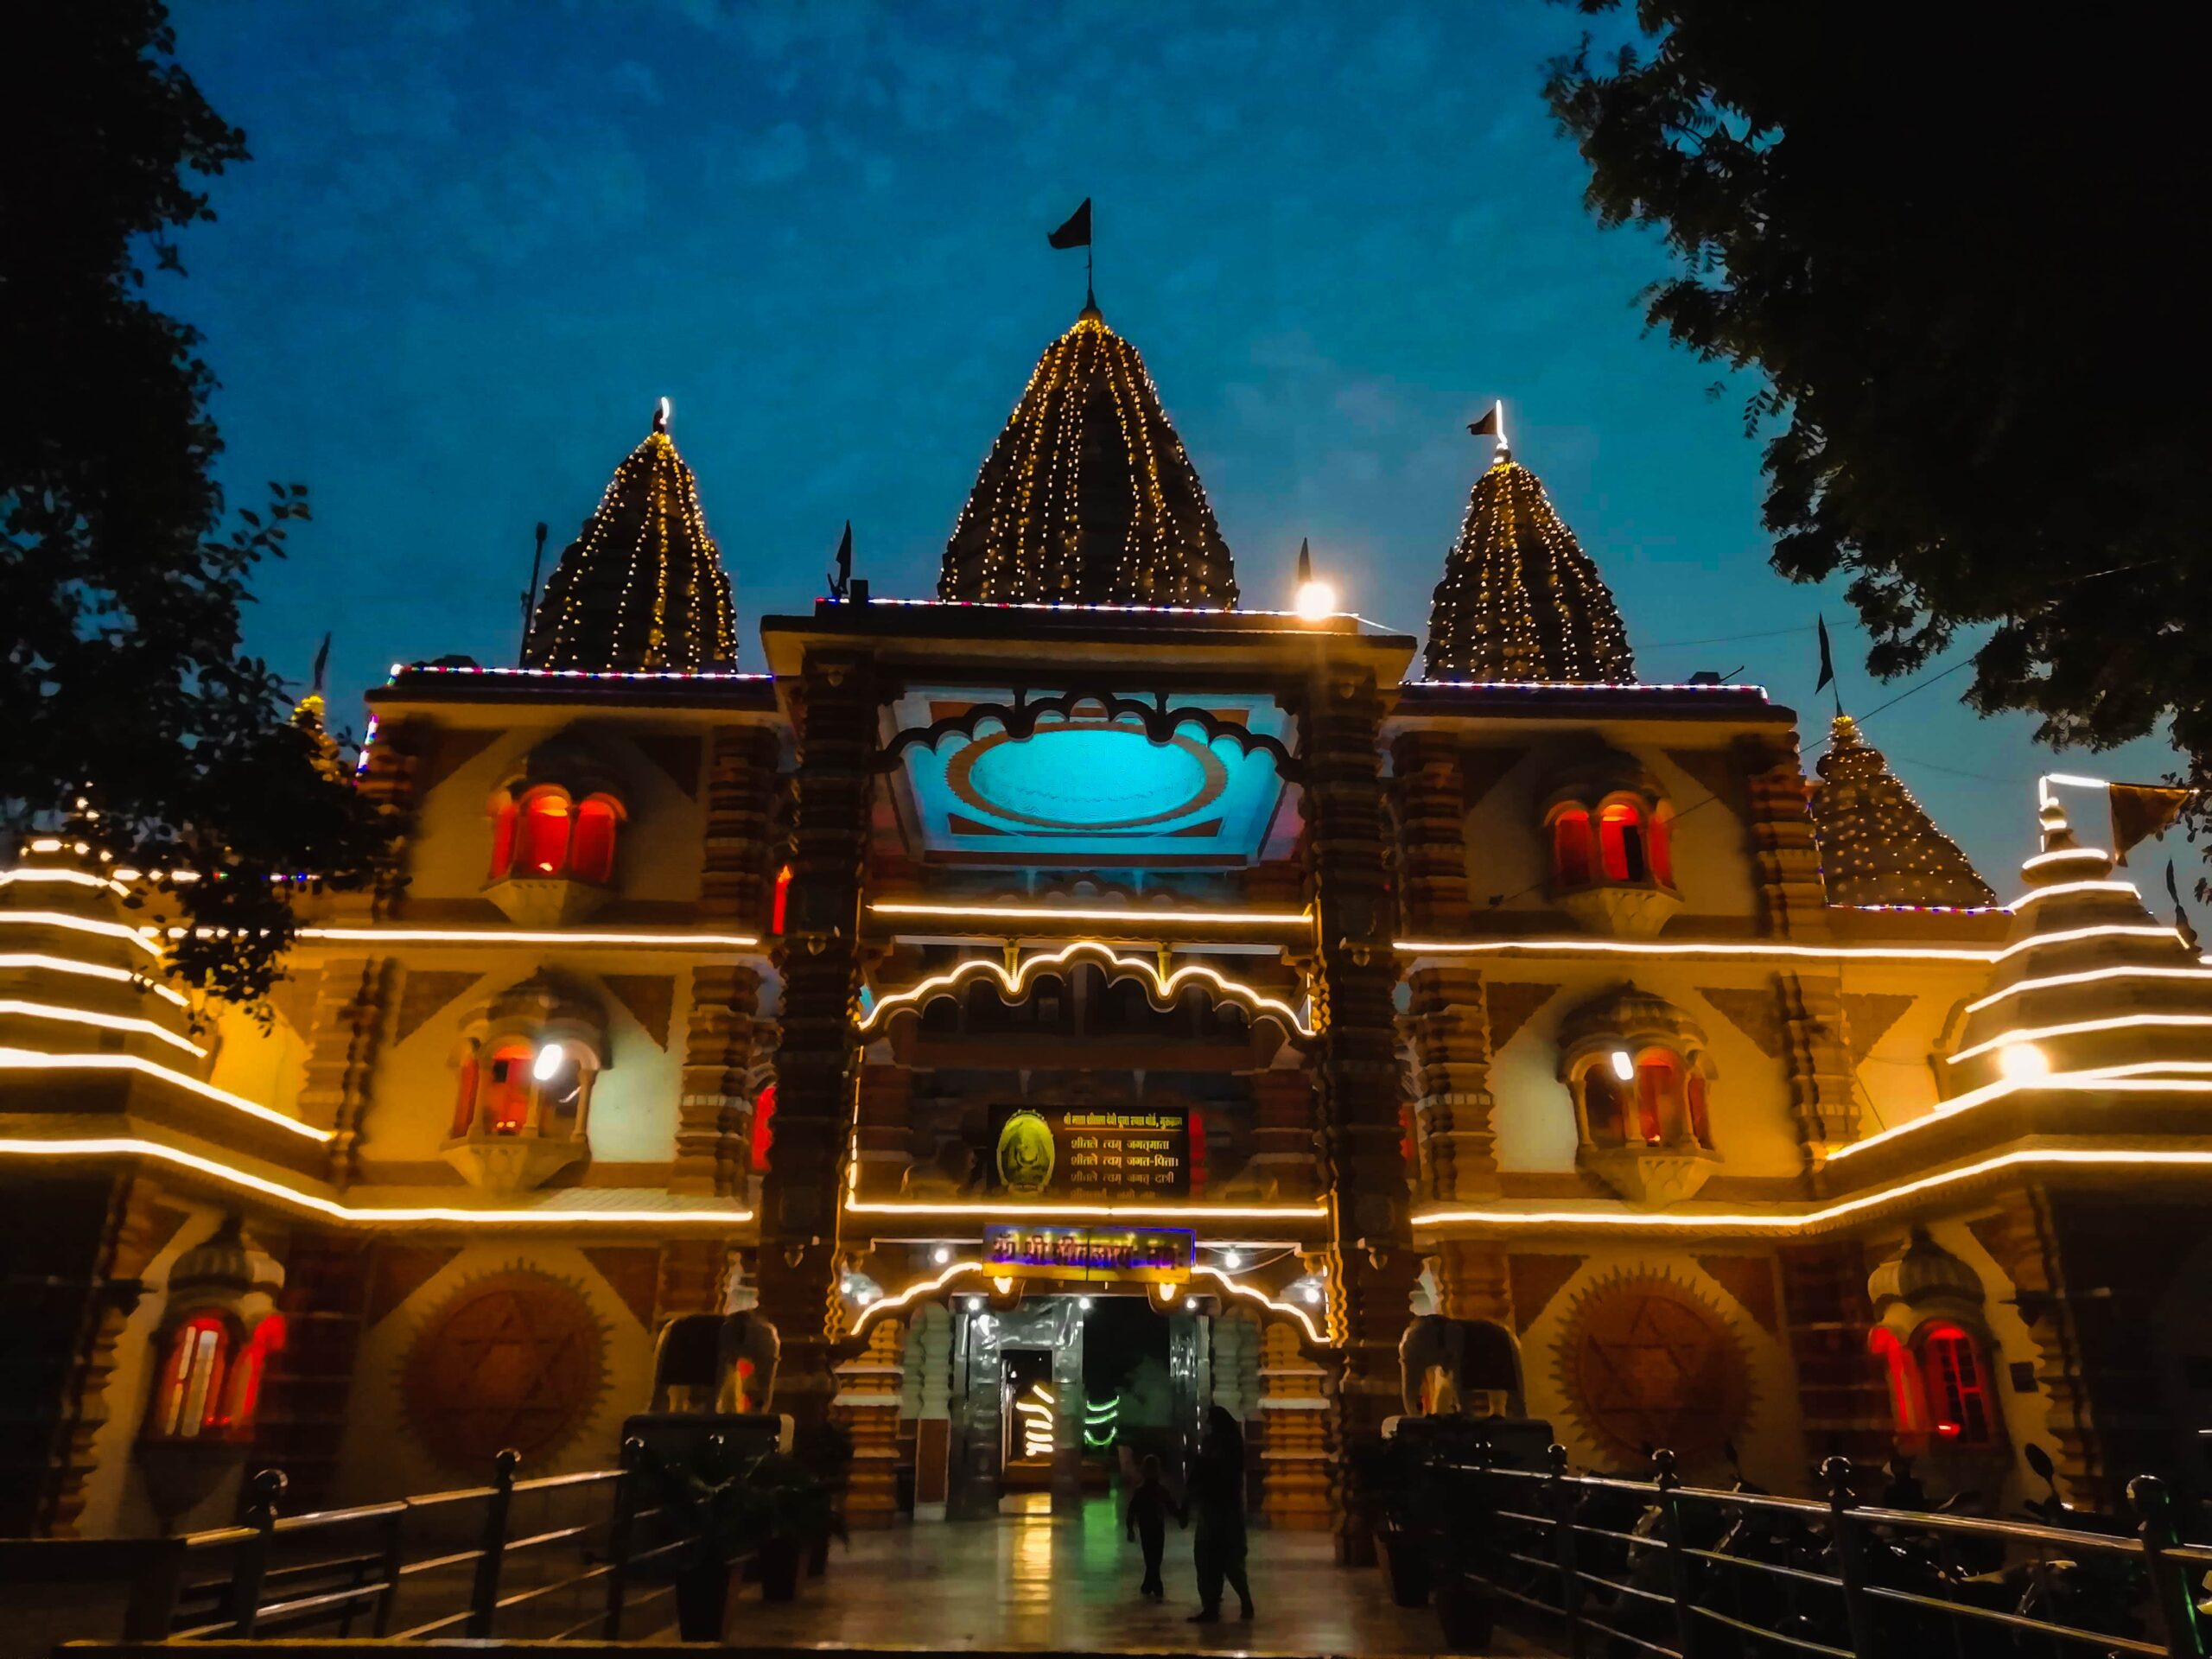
876, 686, 1300, 781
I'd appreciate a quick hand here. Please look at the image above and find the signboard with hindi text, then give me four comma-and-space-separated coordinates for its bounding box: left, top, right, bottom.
988, 1103, 1189, 1196
983, 1224, 1195, 1284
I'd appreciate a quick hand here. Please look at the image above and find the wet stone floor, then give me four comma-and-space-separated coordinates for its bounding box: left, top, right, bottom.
710, 1493, 1548, 1656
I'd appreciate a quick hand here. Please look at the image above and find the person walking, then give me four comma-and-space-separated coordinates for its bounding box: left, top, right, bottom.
1186, 1405, 1254, 1623
1122, 1452, 1183, 1600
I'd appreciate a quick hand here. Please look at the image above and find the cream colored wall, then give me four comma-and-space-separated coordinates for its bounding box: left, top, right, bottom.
1512, 1245, 1805, 1491
76, 1203, 259, 1540
358, 955, 687, 1169
330, 1243, 657, 1504
1487, 963, 1804, 1179
206, 1002, 308, 1121
1849, 968, 1981, 1131
405, 720, 708, 907
1459, 738, 1763, 925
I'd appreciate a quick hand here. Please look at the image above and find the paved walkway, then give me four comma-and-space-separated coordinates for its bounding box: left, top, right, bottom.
716, 1494, 1547, 1656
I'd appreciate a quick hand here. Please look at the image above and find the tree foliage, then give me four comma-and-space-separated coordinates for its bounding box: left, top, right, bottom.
2, 1, 392, 1007
1545, 8, 2210, 800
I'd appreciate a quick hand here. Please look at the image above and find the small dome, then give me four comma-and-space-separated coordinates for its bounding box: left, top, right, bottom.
170, 1217, 284, 1300
1557, 983, 1707, 1065
1867, 1229, 1983, 1319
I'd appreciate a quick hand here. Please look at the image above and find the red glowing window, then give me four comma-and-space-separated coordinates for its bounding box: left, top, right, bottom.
482, 1041, 537, 1135
217, 1315, 288, 1434
150, 1314, 232, 1440
1922, 1323, 1996, 1446
1871, 1326, 1929, 1437
570, 796, 620, 884
772, 864, 793, 935
1634, 1057, 1675, 1143
1599, 804, 1649, 883
1552, 810, 1593, 888
518, 794, 572, 875
1649, 810, 1675, 887
489, 801, 519, 880
451, 1051, 480, 1138
749, 1081, 779, 1173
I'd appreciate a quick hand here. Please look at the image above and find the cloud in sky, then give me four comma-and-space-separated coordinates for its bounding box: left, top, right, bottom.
162, 0, 2181, 881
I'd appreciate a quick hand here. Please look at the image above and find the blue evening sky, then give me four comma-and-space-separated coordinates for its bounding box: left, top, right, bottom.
168, 0, 2183, 888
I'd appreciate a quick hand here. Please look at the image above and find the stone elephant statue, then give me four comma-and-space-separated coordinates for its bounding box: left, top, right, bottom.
1400, 1315, 1523, 1418
651, 1311, 780, 1414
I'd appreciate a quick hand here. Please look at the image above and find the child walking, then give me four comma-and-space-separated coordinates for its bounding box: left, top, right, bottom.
1123, 1453, 1184, 1600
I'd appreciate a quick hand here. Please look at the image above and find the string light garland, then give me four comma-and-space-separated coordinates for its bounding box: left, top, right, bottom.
1810, 715, 1997, 907
522, 403, 740, 674
1423, 448, 1636, 683
939, 303, 1238, 607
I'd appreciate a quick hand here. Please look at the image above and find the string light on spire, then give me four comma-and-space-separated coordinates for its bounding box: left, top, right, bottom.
939, 305, 1237, 608
1810, 715, 1996, 907
1423, 408, 1634, 683
522, 402, 739, 674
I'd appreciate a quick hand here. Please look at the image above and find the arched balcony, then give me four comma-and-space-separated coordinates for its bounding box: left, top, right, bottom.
1541, 755, 1681, 938
445, 976, 608, 1192
1558, 984, 1721, 1205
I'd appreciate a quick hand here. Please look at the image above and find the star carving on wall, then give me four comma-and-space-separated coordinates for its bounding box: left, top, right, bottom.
404, 1268, 607, 1471
1554, 1269, 1752, 1468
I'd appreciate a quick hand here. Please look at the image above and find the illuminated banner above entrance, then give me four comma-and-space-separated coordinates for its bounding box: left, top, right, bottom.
989, 1103, 1189, 1196
983, 1224, 1195, 1283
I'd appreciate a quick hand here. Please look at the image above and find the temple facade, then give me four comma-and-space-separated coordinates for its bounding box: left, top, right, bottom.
9, 299, 2212, 1549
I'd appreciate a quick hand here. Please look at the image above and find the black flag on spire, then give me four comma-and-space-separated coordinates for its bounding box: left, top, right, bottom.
1815, 614, 1840, 712
310, 632, 331, 695
828, 520, 853, 601
1047, 200, 1092, 249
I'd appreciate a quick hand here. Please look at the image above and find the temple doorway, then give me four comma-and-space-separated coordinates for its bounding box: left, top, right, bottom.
945, 1293, 1201, 1519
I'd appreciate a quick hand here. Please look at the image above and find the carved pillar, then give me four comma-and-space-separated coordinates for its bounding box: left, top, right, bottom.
246, 1230, 371, 1512
675, 965, 762, 1197
1777, 1241, 1891, 1467
1391, 730, 1469, 934
760, 651, 875, 1423
1403, 966, 1497, 1201
1299, 670, 1419, 1558
1738, 733, 1830, 941
655, 1242, 730, 1325
1243, 1067, 1318, 1198
700, 724, 779, 925
353, 715, 423, 920
1778, 971, 1859, 1154
835, 1319, 906, 1529
1430, 1240, 1514, 1325
851, 1061, 912, 1203
299, 957, 392, 1188
1257, 1317, 1333, 1530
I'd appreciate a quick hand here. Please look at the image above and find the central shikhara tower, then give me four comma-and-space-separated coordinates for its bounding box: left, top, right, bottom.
10, 275, 2207, 1568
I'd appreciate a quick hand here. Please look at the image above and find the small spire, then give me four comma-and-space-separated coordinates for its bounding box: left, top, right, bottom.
653, 396, 672, 435
1296, 537, 1313, 587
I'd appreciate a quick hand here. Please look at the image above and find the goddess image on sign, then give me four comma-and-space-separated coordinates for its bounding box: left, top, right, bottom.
995, 1109, 1056, 1193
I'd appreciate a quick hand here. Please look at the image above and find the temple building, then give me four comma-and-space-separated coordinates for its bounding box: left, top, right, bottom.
10, 295, 2212, 1551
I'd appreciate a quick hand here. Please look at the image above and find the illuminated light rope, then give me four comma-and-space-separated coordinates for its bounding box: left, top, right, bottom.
1396, 936, 2004, 963
1993, 922, 2184, 962
853, 1259, 986, 1332
869, 900, 1310, 929
0, 1136, 753, 1227
1191, 1264, 1325, 1342
0, 911, 164, 959
2012, 880, 2149, 907
1963, 963, 2212, 1014
1823, 1069, 2212, 1165
1414, 1146, 2212, 1236
0, 1000, 205, 1058
2021, 846, 2117, 873
855, 939, 1315, 1039
0, 868, 128, 897
1416, 678, 1770, 696
0, 1050, 330, 1142
296, 926, 760, 949
390, 663, 770, 683
846, 1196, 1329, 1222
1947, 1012, 2212, 1067
0, 952, 190, 1007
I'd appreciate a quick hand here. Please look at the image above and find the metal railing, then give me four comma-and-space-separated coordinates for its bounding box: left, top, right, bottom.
129, 1439, 709, 1643
1408, 1441, 2212, 1659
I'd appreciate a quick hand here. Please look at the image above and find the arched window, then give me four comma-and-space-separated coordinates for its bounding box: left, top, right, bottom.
1685, 1071, 1713, 1148
451, 1048, 480, 1138
1582, 1071, 1626, 1144
1649, 807, 1675, 887
749, 1080, 779, 1173
218, 1315, 288, 1435
1870, 1326, 1929, 1438
1599, 803, 1649, 882
488, 800, 519, 881
518, 792, 572, 875
1552, 809, 1594, 888
1921, 1323, 1996, 1446
1634, 1055, 1676, 1142
480, 1040, 537, 1135
569, 795, 620, 885
150, 1314, 232, 1440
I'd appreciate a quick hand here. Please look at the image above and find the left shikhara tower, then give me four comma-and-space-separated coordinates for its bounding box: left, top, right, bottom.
524, 400, 740, 671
